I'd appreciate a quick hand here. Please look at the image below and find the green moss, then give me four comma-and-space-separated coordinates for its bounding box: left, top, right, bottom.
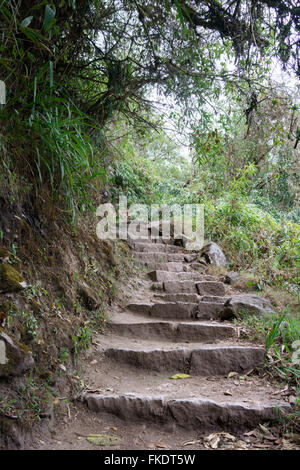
0, 301, 13, 314
0, 263, 25, 293
0, 328, 32, 377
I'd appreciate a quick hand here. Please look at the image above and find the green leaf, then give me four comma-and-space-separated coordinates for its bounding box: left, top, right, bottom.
21, 16, 33, 27
43, 5, 56, 31
174, 0, 186, 33
169, 373, 191, 379
49, 60, 54, 89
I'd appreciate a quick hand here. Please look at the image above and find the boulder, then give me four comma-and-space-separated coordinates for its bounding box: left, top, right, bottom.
0, 330, 34, 377
199, 242, 227, 266
219, 294, 274, 320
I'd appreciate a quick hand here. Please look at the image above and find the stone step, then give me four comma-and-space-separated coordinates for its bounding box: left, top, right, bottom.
108, 319, 236, 342
153, 293, 201, 303
153, 293, 229, 305
127, 301, 223, 320
135, 261, 185, 272
84, 393, 289, 432
178, 271, 207, 280
132, 252, 186, 262
163, 278, 215, 293
128, 236, 171, 244
202, 295, 230, 303
196, 281, 226, 297
148, 270, 207, 282
129, 243, 182, 253
196, 302, 224, 320
104, 342, 265, 376
127, 301, 198, 319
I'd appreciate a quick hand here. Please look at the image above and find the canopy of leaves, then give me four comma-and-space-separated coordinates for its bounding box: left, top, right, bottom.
1, 0, 299, 126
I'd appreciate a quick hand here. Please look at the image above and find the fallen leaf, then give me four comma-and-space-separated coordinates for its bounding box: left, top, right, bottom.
253, 443, 272, 449
183, 440, 201, 446
258, 424, 275, 440
281, 439, 297, 450
111, 427, 118, 431
244, 429, 265, 440
156, 442, 168, 448
147, 443, 156, 449
169, 373, 191, 379
224, 390, 233, 396
232, 440, 248, 449
203, 432, 236, 449
227, 372, 238, 379
209, 435, 220, 449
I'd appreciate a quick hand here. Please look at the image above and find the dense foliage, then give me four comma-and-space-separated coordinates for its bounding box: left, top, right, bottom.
0, 0, 299, 289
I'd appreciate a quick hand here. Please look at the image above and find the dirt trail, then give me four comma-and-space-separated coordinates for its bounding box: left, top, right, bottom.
32, 236, 296, 451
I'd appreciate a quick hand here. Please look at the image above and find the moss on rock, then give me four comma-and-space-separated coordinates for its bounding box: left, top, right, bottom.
0, 328, 34, 377
0, 264, 26, 293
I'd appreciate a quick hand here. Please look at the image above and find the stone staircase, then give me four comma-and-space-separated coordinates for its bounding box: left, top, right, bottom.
83, 236, 290, 434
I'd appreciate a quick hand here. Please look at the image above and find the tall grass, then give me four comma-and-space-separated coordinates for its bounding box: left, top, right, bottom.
0, 1, 107, 220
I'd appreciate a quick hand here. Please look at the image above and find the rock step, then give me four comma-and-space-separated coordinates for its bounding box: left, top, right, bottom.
162, 278, 215, 293
108, 320, 236, 342
132, 252, 186, 262
153, 293, 201, 303
127, 237, 171, 244
148, 270, 207, 282
104, 343, 265, 376
135, 261, 185, 272
129, 243, 183, 253
84, 393, 289, 433
153, 293, 230, 304
202, 295, 230, 303
127, 301, 197, 319
196, 281, 226, 297
127, 301, 224, 320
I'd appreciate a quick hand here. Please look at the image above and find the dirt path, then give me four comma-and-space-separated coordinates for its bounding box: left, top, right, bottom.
31, 236, 297, 451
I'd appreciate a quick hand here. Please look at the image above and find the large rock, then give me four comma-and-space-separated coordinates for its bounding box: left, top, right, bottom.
0, 330, 34, 377
199, 242, 227, 266
219, 294, 274, 320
